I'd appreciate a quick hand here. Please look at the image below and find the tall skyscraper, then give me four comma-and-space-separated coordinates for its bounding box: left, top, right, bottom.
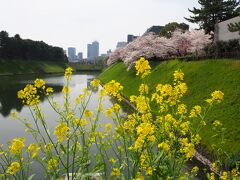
68, 47, 76, 61
87, 41, 99, 61
127, 34, 138, 43
78, 52, 83, 61
116, 41, 127, 48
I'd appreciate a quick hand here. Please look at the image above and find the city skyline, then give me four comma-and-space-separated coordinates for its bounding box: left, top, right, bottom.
0, 0, 200, 58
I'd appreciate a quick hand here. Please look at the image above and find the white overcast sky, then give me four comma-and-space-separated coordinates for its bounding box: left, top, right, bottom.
0, 0, 199, 58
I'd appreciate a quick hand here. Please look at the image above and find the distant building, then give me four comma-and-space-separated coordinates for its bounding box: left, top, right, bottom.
100, 53, 107, 57
87, 41, 99, 61
116, 41, 127, 48
127, 34, 138, 43
107, 49, 112, 56
68, 47, 76, 61
215, 16, 240, 42
144, 25, 164, 35
78, 52, 83, 61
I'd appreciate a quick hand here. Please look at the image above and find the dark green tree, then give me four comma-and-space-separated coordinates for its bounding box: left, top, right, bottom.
0, 30, 67, 62
159, 22, 189, 38
185, 0, 239, 35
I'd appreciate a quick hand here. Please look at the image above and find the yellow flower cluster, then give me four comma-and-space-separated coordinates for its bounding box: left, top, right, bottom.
27, 143, 40, 158
105, 103, 121, 117
158, 142, 170, 153
34, 78, 45, 89
54, 123, 70, 142
46, 87, 54, 95
47, 158, 58, 170
173, 70, 184, 81
17, 84, 39, 105
6, 162, 20, 175
90, 79, 101, 89
213, 120, 222, 127
220, 171, 228, 180
18, 78, 54, 105
134, 122, 155, 150
177, 104, 187, 115
139, 84, 149, 95
179, 138, 195, 159
189, 105, 202, 118
140, 152, 155, 175
130, 95, 150, 114
135, 57, 151, 78
206, 90, 224, 104
123, 114, 137, 133
103, 80, 123, 101
64, 67, 73, 78
9, 137, 25, 154
84, 110, 94, 118
110, 168, 120, 177
152, 81, 187, 107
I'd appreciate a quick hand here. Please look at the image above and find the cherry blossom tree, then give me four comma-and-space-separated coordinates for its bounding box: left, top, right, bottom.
107, 29, 211, 68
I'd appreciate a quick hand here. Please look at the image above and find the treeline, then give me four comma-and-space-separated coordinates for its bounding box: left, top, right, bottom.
0, 31, 67, 62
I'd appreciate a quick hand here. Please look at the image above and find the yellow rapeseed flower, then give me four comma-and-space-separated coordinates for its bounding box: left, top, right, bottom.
104, 80, 123, 101
211, 90, 224, 101
158, 142, 170, 152
213, 120, 222, 127
105, 123, 113, 130
9, 137, 25, 154
189, 105, 202, 118
191, 166, 199, 174
220, 171, 228, 180
54, 123, 70, 142
6, 162, 20, 175
46, 87, 54, 95
84, 110, 93, 118
64, 67, 73, 78
90, 79, 100, 89
139, 84, 149, 94
79, 119, 88, 126
17, 84, 40, 105
34, 79, 45, 89
47, 158, 58, 170
177, 104, 187, 114
110, 168, 120, 177
27, 143, 40, 158
135, 57, 151, 78
62, 86, 70, 94
173, 70, 184, 81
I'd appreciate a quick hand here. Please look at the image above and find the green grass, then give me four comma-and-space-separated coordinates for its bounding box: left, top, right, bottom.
69, 63, 103, 71
98, 59, 240, 157
0, 59, 67, 75
0, 60, 103, 75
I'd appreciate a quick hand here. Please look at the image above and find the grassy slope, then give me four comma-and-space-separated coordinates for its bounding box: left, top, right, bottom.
0, 60, 67, 75
0, 60, 103, 75
98, 59, 240, 156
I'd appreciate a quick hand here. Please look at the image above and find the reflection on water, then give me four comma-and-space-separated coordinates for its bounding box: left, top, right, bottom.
0, 72, 109, 143
0, 72, 118, 179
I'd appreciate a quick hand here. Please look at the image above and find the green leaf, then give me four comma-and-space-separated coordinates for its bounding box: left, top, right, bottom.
154, 150, 164, 163
60, 144, 66, 154
28, 174, 35, 180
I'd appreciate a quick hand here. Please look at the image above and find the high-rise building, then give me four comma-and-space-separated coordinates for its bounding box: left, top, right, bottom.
87, 41, 99, 61
143, 26, 164, 35
116, 41, 127, 48
78, 52, 83, 61
68, 47, 76, 61
127, 34, 138, 43
107, 49, 112, 57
